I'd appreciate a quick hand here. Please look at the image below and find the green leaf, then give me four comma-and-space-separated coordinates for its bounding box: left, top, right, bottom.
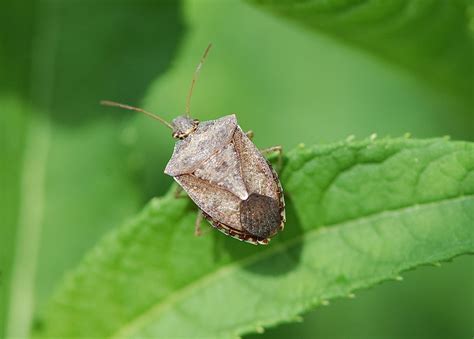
0, 97, 28, 339
0, 1, 184, 337
248, 0, 474, 99
35, 137, 474, 338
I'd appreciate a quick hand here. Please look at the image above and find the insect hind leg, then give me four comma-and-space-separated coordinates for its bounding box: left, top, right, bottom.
260, 145, 283, 170
194, 211, 204, 236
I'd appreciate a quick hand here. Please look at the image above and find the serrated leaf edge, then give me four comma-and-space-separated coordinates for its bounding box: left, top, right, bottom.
111, 194, 473, 338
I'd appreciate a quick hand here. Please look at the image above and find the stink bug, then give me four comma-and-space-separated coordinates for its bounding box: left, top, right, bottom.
102, 44, 285, 245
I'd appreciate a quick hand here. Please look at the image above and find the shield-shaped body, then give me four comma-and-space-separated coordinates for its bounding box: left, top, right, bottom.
164, 114, 285, 244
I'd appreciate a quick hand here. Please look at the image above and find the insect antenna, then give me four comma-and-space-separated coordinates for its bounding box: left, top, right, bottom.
100, 100, 174, 130
185, 43, 212, 116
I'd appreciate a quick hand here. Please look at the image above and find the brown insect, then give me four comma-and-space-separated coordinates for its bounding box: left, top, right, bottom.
102, 44, 285, 245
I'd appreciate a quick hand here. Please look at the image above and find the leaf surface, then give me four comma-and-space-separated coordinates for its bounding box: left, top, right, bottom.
248, 0, 474, 98
35, 137, 474, 338
0, 1, 184, 336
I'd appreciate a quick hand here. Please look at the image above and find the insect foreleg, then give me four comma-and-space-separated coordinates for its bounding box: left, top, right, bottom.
245, 130, 254, 140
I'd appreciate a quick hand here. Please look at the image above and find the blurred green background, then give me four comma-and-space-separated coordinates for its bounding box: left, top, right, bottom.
1, 0, 473, 338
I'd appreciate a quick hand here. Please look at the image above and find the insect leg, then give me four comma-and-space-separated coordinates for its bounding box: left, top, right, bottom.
260, 145, 283, 170
194, 211, 204, 236
174, 185, 187, 199
245, 130, 254, 140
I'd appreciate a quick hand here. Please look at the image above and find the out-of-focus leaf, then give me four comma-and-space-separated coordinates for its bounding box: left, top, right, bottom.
141, 0, 473, 157
0, 1, 185, 337
35, 138, 474, 338
248, 0, 474, 99
0, 97, 28, 339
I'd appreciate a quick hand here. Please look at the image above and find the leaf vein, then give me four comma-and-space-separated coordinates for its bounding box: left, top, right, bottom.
110, 194, 473, 338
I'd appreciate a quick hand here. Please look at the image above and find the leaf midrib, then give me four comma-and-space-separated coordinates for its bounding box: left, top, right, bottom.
6, 1, 59, 337
110, 193, 473, 338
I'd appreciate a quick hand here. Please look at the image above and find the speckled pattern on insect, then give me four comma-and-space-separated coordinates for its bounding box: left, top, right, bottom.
102, 44, 285, 245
